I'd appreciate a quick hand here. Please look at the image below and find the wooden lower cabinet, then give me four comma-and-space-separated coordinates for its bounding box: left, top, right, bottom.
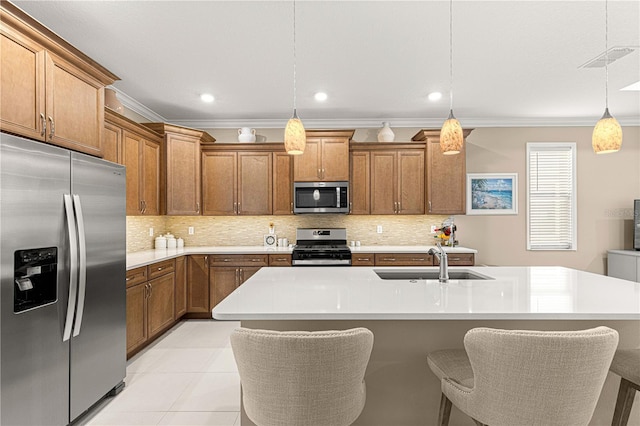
351, 253, 375, 266
187, 255, 210, 314
175, 256, 187, 318
147, 273, 175, 339
126, 281, 147, 355
375, 253, 433, 266
269, 254, 292, 266
434, 253, 475, 266
209, 254, 267, 309
125, 260, 177, 358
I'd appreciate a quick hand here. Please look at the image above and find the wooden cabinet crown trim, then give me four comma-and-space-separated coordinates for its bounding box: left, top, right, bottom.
306, 129, 355, 139
202, 142, 287, 152
350, 142, 426, 151
1, 2, 118, 85
104, 109, 164, 142
411, 128, 474, 141
142, 122, 215, 144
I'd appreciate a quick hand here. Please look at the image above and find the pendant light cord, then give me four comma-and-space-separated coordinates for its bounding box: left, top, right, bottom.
604, 0, 609, 109
449, 0, 454, 112
292, 0, 297, 113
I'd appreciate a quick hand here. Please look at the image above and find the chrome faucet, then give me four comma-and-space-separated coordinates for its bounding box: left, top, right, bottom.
428, 242, 449, 282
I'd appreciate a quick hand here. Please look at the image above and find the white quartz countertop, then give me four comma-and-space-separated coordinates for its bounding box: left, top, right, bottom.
211, 266, 640, 320
126, 245, 477, 269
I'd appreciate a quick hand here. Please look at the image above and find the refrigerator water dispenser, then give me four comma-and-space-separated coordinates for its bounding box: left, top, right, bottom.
14, 247, 57, 313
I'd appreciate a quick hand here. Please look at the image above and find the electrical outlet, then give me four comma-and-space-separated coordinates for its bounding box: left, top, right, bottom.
149, 227, 154, 236
376, 225, 383, 234
188, 226, 194, 235
430, 225, 437, 233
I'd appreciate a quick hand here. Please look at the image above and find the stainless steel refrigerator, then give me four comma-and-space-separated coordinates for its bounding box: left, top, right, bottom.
1, 133, 126, 425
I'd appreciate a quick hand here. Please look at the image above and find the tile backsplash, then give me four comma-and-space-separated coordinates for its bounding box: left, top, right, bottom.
127, 215, 454, 252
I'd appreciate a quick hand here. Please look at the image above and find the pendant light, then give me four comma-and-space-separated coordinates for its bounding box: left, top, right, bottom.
592, 0, 622, 154
284, 0, 306, 155
440, 0, 463, 155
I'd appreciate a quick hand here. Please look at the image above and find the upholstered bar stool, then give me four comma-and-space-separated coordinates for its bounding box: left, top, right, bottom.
427, 327, 619, 426
230, 327, 374, 426
610, 348, 640, 426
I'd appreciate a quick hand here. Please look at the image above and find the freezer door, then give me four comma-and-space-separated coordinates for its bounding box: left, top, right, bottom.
69, 152, 126, 421
0, 135, 71, 425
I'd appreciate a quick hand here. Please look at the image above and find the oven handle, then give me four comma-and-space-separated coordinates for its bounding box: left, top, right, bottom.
292, 259, 352, 266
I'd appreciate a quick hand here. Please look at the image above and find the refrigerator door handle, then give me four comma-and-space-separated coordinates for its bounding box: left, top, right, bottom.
72, 194, 87, 337
63, 194, 79, 342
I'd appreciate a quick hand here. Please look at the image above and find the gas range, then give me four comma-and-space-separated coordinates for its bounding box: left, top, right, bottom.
291, 228, 352, 266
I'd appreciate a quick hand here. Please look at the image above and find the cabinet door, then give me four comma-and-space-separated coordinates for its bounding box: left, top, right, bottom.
427, 139, 466, 214
293, 139, 320, 181
370, 151, 397, 214
126, 283, 147, 354
375, 253, 433, 266
123, 132, 142, 215
321, 138, 349, 181
273, 152, 293, 215
202, 151, 237, 215
45, 52, 103, 157
0, 27, 45, 140
175, 256, 187, 319
141, 139, 161, 215
147, 273, 175, 339
166, 133, 201, 215
238, 152, 272, 215
350, 151, 370, 214
397, 150, 425, 214
187, 255, 210, 313
210, 267, 239, 308
102, 120, 122, 164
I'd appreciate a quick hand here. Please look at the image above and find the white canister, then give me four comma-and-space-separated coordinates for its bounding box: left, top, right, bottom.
282, 238, 288, 247
166, 233, 177, 249
155, 235, 167, 249
177, 238, 184, 248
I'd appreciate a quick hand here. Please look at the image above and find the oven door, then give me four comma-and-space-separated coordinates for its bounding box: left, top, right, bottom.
293, 182, 349, 214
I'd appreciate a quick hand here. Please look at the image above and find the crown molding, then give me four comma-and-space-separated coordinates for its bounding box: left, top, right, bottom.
108, 86, 166, 123
109, 88, 640, 129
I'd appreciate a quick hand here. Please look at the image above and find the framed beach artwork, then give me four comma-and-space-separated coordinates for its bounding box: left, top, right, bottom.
466, 173, 518, 215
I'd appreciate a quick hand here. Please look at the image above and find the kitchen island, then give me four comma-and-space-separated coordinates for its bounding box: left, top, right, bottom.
212, 266, 640, 426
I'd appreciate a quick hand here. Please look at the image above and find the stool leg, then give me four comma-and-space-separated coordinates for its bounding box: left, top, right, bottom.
612, 378, 637, 426
438, 393, 452, 426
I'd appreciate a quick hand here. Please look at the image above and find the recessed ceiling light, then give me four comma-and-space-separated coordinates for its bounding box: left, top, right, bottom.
200, 93, 215, 103
621, 81, 640, 91
428, 92, 442, 102
314, 92, 328, 102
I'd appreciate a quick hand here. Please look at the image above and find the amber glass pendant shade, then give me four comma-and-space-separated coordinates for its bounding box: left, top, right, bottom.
592, 108, 622, 154
440, 110, 463, 155
284, 110, 306, 155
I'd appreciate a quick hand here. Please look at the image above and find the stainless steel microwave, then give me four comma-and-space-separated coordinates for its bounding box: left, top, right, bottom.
293, 181, 349, 214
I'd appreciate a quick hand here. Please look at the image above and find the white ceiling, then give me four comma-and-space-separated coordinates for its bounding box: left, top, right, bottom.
13, 1, 640, 129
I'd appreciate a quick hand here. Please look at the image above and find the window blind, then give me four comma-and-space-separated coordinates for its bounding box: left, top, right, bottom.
527, 143, 576, 250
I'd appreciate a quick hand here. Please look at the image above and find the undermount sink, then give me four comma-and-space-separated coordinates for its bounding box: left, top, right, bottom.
374, 269, 493, 281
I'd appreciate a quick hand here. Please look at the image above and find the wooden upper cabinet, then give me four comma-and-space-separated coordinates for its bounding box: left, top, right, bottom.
106, 109, 164, 215
238, 151, 272, 215
413, 129, 473, 215
202, 151, 238, 215
0, 3, 118, 156
350, 151, 370, 214
202, 144, 277, 216
293, 130, 353, 182
142, 123, 215, 216
352, 142, 426, 215
102, 120, 122, 163
273, 152, 293, 215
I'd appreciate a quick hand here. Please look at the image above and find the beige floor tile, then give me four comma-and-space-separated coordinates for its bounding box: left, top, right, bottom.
86, 410, 165, 425
170, 373, 240, 412
158, 411, 238, 426
103, 372, 199, 412
205, 348, 238, 373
